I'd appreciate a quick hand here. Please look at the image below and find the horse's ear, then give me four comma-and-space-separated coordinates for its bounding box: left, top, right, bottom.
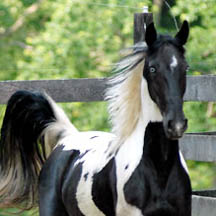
145, 22, 157, 47
175, 20, 189, 46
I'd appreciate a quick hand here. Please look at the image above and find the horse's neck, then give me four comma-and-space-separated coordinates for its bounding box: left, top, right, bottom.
141, 78, 163, 123
143, 122, 179, 174
114, 78, 164, 160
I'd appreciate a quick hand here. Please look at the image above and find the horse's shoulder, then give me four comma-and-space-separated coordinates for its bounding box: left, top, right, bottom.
39, 145, 80, 182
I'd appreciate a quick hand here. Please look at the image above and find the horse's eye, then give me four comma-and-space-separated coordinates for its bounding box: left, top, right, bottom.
149, 67, 156, 73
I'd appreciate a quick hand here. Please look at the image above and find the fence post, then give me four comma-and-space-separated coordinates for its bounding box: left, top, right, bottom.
134, 8, 153, 44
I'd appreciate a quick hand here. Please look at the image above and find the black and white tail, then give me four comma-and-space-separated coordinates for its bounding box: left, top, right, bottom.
0, 90, 76, 209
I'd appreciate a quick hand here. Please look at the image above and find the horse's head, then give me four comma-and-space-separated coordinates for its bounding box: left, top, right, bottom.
143, 21, 189, 139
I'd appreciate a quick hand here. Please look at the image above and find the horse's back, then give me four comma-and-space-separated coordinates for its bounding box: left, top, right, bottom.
39, 131, 116, 216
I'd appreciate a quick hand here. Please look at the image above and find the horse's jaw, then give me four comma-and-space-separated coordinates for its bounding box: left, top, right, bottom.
140, 78, 163, 125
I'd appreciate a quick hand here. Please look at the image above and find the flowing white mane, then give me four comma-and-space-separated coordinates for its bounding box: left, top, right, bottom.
105, 43, 147, 143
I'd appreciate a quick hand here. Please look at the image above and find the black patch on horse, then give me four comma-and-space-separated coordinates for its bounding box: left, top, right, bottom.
90, 136, 99, 139
39, 145, 82, 216
58, 158, 85, 215
84, 172, 89, 181
92, 158, 117, 216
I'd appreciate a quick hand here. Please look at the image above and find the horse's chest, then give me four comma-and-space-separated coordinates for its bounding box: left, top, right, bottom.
123, 157, 191, 216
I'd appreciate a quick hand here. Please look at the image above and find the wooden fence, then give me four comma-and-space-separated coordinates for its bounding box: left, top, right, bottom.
0, 11, 215, 216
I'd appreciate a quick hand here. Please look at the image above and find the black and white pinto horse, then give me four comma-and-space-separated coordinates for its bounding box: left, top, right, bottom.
0, 21, 191, 216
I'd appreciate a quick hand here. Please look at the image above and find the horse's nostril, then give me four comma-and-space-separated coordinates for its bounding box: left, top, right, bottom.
167, 120, 172, 129
167, 120, 173, 131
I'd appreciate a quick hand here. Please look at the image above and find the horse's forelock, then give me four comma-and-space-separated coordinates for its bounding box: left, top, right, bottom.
147, 34, 185, 55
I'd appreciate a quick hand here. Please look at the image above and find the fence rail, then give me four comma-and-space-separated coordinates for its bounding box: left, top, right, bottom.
1, 75, 216, 104
0, 78, 106, 104
1, 76, 216, 162
192, 195, 216, 216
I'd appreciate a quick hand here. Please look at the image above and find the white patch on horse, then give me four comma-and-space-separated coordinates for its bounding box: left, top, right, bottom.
170, 55, 178, 71
115, 118, 145, 216
58, 131, 116, 216
115, 77, 162, 216
76, 133, 115, 216
179, 151, 189, 173
60, 131, 113, 151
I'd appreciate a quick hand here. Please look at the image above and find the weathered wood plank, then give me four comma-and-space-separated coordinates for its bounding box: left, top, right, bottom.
134, 12, 153, 43
1, 79, 216, 162
192, 195, 216, 216
184, 75, 216, 102
180, 134, 216, 162
0, 78, 107, 104
1, 75, 216, 104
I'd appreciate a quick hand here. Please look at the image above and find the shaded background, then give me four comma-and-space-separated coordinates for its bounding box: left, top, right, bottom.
0, 0, 216, 214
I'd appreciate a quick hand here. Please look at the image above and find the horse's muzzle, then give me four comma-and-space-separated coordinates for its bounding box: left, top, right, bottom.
163, 115, 188, 140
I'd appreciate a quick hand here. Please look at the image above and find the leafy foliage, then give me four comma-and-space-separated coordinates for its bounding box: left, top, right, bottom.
172, 0, 216, 74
